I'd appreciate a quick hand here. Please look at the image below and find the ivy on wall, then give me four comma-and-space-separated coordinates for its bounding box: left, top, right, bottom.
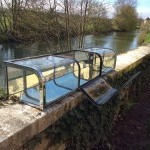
22, 57, 150, 150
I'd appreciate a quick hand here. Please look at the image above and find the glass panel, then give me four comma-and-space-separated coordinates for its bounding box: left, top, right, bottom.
103, 55, 115, 69
7, 67, 24, 94
81, 48, 116, 74
74, 51, 100, 81
20, 86, 40, 106
44, 57, 81, 104
13, 55, 73, 72
54, 62, 79, 90
20, 70, 40, 106
56, 51, 101, 83
45, 79, 71, 104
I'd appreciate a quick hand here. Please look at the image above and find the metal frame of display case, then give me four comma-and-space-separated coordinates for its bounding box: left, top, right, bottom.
5, 48, 118, 110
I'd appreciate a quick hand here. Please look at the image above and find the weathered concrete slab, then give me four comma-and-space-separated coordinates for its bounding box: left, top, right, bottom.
116, 46, 150, 73
0, 46, 150, 150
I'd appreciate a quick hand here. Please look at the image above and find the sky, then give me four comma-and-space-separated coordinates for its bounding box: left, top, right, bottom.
137, 0, 150, 19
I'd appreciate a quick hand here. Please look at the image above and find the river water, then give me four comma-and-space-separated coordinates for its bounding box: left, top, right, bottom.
0, 31, 140, 89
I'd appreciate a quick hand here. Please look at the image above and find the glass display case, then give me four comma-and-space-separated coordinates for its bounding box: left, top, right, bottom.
5, 48, 116, 109
80, 47, 116, 75
5, 55, 82, 109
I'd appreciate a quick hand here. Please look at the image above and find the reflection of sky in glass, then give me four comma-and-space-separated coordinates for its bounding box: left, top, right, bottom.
84, 48, 115, 56
13, 56, 74, 70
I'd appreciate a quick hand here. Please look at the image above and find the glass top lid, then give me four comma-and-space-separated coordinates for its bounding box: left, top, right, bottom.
82, 47, 115, 56
9, 55, 75, 70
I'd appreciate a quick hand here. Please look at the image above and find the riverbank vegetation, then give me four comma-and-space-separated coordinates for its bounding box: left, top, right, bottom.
0, 87, 19, 107
0, 0, 139, 48
0, 88, 7, 101
113, 0, 138, 31
138, 20, 150, 45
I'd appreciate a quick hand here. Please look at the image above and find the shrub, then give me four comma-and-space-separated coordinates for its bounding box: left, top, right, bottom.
0, 88, 7, 101
138, 31, 147, 45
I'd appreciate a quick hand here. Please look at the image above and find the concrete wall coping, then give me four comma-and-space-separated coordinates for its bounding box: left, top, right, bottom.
0, 46, 150, 149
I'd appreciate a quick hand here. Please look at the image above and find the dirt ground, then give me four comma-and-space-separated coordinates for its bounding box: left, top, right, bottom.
110, 86, 150, 150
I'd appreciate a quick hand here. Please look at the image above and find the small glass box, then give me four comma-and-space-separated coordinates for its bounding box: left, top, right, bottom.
80, 47, 116, 75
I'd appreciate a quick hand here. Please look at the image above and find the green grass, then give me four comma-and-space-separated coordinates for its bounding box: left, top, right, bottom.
145, 33, 150, 43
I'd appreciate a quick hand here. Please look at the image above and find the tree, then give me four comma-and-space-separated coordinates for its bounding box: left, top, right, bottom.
113, 0, 138, 31
0, 0, 112, 46
60, 0, 92, 48
88, 1, 112, 33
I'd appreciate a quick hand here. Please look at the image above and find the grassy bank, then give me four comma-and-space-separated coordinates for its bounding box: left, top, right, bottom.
138, 21, 150, 45
145, 33, 150, 43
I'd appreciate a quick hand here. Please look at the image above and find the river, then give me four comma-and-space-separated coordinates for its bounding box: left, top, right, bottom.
0, 31, 140, 89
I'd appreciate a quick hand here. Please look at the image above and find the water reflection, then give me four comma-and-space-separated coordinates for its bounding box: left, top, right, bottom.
0, 31, 139, 89
83, 31, 139, 53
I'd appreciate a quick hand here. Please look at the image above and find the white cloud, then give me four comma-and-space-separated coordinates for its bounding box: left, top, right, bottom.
137, 7, 150, 19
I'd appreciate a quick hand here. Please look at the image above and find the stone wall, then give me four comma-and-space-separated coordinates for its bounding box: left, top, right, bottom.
21, 50, 150, 149
0, 46, 150, 150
